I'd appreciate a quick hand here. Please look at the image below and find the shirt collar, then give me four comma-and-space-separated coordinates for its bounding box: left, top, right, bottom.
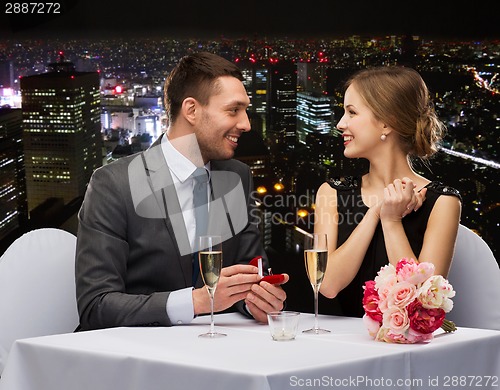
160, 133, 210, 183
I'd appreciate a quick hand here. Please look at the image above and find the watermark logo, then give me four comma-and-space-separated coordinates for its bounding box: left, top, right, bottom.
127, 135, 248, 256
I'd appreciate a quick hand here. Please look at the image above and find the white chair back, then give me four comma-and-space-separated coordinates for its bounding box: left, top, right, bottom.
446, 224, 500, 330
0, 228, 79, 375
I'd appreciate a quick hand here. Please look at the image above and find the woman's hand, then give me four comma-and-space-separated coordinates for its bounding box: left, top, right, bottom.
380, 178, 426, 222
404, 181, 426, 216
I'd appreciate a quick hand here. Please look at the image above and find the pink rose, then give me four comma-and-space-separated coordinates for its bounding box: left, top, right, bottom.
407, 300, 445, 334
362, 280, 382, 322
386, 281, 418, 309
382, 306, 410, 334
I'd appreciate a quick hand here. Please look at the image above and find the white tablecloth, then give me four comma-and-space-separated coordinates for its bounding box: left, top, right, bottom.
1, 313, 499, 390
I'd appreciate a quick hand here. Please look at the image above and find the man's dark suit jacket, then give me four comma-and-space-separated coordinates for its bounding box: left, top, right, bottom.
75, 135, 266, 330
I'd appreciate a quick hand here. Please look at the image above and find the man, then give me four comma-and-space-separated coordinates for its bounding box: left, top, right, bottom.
75, 52, 288, 330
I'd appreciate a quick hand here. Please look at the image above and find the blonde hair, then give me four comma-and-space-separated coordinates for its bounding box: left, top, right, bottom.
346, 66, 445, 159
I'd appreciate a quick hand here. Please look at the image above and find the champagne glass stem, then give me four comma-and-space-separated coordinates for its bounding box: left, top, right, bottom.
209, 291, 215, 334
313, 286, 319, 330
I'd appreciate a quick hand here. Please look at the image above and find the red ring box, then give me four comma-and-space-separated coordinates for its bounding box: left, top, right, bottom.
249, 256, 285, 285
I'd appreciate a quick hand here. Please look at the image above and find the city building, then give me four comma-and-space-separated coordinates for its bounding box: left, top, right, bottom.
0, 107, 28, 241
297, 62, 329, 94
20, 57, 102, 213
269, 60, 297, 148
0, 60, 18, 108
296, 92, 334, 144
240, 59, 297, 143
240, 60, 269, 138
0, 60, 15, 89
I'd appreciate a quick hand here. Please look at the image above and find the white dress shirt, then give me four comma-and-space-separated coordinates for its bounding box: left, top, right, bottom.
160, 134, 210, 325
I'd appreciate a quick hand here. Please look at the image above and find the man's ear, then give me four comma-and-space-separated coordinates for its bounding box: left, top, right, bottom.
181, 97, 197, 125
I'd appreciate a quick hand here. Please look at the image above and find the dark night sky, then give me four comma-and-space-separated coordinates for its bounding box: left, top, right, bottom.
1, 0, 499, 40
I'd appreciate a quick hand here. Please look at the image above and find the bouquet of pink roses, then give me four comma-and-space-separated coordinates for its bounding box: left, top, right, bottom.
362, 257, 456, 344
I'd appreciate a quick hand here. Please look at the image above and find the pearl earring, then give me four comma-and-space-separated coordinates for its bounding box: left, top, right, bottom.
380, 134, 387, 141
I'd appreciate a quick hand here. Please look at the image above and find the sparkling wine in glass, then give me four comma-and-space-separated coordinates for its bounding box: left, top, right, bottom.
198, 235, 226, 338
303, 233, 330, 334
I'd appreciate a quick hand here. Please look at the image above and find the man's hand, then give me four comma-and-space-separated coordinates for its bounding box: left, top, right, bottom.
244, 274, 289, 323
192, 264, 261, 315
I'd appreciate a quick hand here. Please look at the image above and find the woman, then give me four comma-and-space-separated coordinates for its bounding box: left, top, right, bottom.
315, 66, 462, 317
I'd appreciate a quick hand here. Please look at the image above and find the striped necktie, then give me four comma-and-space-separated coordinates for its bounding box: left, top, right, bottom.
192, 167, 209, 285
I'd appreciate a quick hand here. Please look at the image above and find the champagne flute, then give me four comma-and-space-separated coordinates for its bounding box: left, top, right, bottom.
198, 235, 226, 338
303, 233, 330, 334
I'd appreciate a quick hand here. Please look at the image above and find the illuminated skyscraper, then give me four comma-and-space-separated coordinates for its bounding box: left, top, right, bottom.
20, 58, 102, 212
0, 107, 27, 241
296, 92, 334, 144
240, 60, 269, 137
240, 59, 297, 142
269, 60, 297, 147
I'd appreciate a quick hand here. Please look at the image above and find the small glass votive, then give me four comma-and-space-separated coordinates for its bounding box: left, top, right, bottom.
267, 311, 300, 341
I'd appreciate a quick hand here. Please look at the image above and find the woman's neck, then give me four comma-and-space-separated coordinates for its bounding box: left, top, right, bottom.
364, 154, 428, 189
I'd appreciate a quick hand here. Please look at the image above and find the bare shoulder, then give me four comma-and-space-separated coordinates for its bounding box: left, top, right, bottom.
318, 181, 336, 194
428, 191, 462, 232
317, 181, 337, 198
316, 182, 337, 209
434, 192, 462, 215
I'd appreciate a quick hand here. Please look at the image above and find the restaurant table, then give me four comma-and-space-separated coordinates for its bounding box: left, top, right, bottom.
1, 313, 499, 390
